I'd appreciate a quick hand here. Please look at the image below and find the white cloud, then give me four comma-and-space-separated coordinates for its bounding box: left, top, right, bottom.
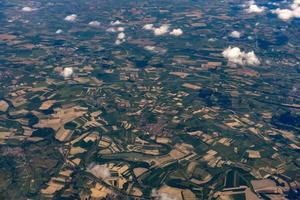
88, 21, 100, 27
143, 24, 183, 36
115, 39, 126, 45
117, 32, 126, 40
273, 9, 294, 21
268, 2, 280, 6
64, 14, 77, 22
106, 27, 124, 33
144, 45, 167, 54
144, 46, 167, 54
153, 24, 170, 36
245, 51, 260, 66
151, 189, 178, 200
291, 3, 299, 10
222, 46, 260, 66
115, 40, 122, 45
107, 27, 126, 45
272, 0, 300, 21
106, 27, 117, 32
117, 27, 125, 32
293, 6, 300, 17
170, 28, 183, 36
145, 46, 156, 51
55, 29, 63, 34
208, 38, 217, 42
61, 67, 73, 78
111, 20, 122, 25
143, 24, 154, 30
229, 31, 241, 38
115, 32, 126, 45
246, 1, 265, 13
21, 6, 36, 12
247, 4, 265, 13
88, 164, 111, 179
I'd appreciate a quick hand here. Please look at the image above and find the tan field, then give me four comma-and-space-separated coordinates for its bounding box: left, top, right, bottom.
69, 146, 87, 155
90, 183, 111, 199
247, 150, 261, 158
133, 167, 148, 177
55, 127, 73, 142
182, 83, 201, 90
35, 106, 87, 131
41, 181, 64, 196
39, 100, 56, 110
169, 71, 190, 79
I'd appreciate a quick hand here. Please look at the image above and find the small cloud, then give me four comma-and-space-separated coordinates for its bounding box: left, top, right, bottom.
55, 29, 63, 34
111, 20, 122, 25
117, 27, 125, 32
61, 67, 73, 78
291, 0, 300, 9
246, 1, 265, 13
151, 189, 178, 200
222, 46, 260, 66
247, 4, 265, 13
268, 2, 280, 6
115, 32, 126, 45
272, 0, 300, 21
88, 21, 100, 27
208, 38, 217, 42
117, 32, 126, 40
273, 9, 294, 21
115, 39, 126, 45
115, 40, 122, 45
64, 14, 77, 22
143, 24, 154, 30
21, 6, 36, 12
106, 27, 124, 33
88, 164, 111, 179
144, 45, 167, 54
294, 6, 300, 17
144, 45, 156, 51
153, 24, 170, 36
143, 24, 182, 36
106, 27, 117, 32
229, 31, 241, 38
169, 28, 183, 36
